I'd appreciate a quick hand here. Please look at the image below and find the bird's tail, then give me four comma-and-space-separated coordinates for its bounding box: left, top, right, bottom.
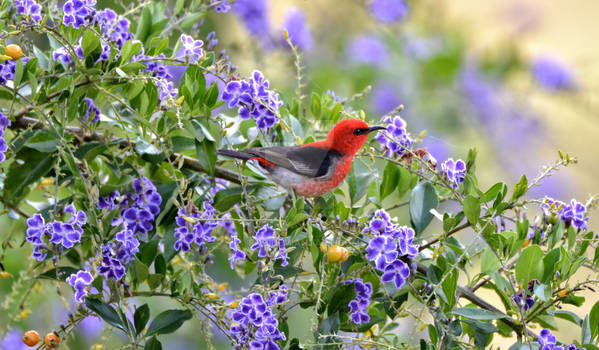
217, 149, 253, 161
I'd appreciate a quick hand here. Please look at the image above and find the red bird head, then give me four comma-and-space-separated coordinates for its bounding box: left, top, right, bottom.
325, 119, 386, 156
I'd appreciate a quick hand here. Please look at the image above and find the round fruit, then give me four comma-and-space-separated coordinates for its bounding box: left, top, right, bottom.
44, 332, 61, 348
327, 245, 348, 263
22, 330, 40, 347
4, 44, 23, 60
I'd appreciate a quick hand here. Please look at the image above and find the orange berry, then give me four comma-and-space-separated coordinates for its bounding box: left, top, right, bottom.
340, 248, 350, 262
4, 44, 23, 60
44, 333, 60, 348
559, 289, 569, 298
327, 245, 347, 263
217, 282, 227, 291
320, 243, 327, 253
521, 239, 531, 249
22, 330, 40, 347
0, 271, 11, 278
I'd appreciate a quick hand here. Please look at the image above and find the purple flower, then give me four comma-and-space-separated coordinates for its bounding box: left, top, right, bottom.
441, 158, 466, 189
63, 0, 97, 29
174, 203, 218, 253
98, 191, 120, 210
512, 290, 535, 311
180, 35, 204, 63
0, 57, 29, 85
369, 0, 409, 23
66, 270, 93, 303
381, 259, 410, 288
266, 286, 288, 306
532, 56, 577, 92
234, 0, 271, 41
371, 84, 401, 116
95, 9, 133, 48
82, 97, 100, 121
347, 35, 388, 66
26, 214, 46, 245
111, 175, 162, 235
538, 329, 557, 348
0, 112, 11, 163
229, 234, 246, 269
156, 78, 178, 102
114, 227, 139, 264
214, 1, 231, 13
561, 199, 588, 230
14, 0, 42, 22
344, 278, 372, 325
251, 225, 276, 258
366, 236, 398, 269
52, 47, 73, 64
282, 8, 313, 51
222, 71, 281, 131
98, 244, 126, 280
540, 196, 566, 217
230, 292, 286, 349
375, 115, 412, 158
0, 329, 29, 350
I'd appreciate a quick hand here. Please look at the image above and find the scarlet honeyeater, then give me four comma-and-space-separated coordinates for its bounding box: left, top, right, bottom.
218, 119, 385, 197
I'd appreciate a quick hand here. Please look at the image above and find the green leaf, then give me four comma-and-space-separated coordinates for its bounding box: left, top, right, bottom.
453, 307, 508, 320
146, 309, 193, 337
463, 195, 481, 226
533, 283, 551, 302
480, 247, 500, 273
589, 300, 599, 340
203, 82, 219, 108
144, 336, 163, 350
3, 149, 55, 204
380, 162, 399, 200
37, 266, 80, 281
548, 310, 582, 326
134, 304, 150, 336
195, 139, 216, 177
441, 269, 458, 309
85, 298, 127, 333
511, 175, 528, 201
24, 130, 60, 152
135, 139, 165, 163
410, 182, 439, 234
140, 240, 160, 266
310, 93, 321, 118
515, 245, 544, 286
82, 29, 101, 57
136, 7, 153, 44
347, 166, 371, 205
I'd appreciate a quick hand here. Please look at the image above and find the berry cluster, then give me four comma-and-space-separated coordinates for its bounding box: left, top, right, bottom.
344, 278, 373, 325
222, 71, 282, 131
541, 197, 588, 230
375, 115, 413, 158
230, 290, 287, 349
26, 204, 87, 261
441, 158, 467, 189
251, 225, 289, 267
364, 209, 417, 289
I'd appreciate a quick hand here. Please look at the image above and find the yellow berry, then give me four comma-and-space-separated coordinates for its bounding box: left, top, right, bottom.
327, 245, 347, 263
229, 300, 239, 308
4, 44, 23, 60
320, 243, 327, 253
19, 310, 31, 320
521, 239, 531, 249
559, 289, 569, 298
0, 271, 11, 279
44, 333, 60, 348
217, 282, 227, 292
22, 330, 40, 346
206, 292, 218, 300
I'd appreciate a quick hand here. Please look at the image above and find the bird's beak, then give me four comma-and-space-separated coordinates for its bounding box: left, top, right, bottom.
367, 126, 386, 133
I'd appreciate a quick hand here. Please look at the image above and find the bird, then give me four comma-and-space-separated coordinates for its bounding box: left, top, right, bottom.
218, 119, 385, 197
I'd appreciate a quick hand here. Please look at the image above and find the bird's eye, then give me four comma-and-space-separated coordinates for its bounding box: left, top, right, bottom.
353, 128, 368, 135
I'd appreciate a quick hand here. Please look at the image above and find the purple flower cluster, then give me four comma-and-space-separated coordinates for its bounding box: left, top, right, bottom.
229, 232, 246, 269
173, 202, 218, 253
230, 290, 287, 349
82, 97, 100, 121
0, 57, 30, 85
180, 34, 204, 63
364, 209, 417, 289
344, 278, 372, 325
531, 56, 577, 92
538, 328, 585, 350
375, 115, 412, 158
95, 8, 133, 48
63, 0, 97, 28
96, 175, 162, 280
441, 158, 466, 189
511, 283, 535, 311
251, 225, 288, 266
26, 204, 87, 261
369, 0, 409, 23
66, 270, 93, 303
541, 197, 588, 230
213, 1, 231, 13
0, 112, 11, 163
233, 0, 271, 40
282, 8, 313, 51
14, 0, 42, 22
222, 71, 282, 130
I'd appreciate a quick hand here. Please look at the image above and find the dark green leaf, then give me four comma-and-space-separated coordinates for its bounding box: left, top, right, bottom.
37, 266, 80, 281
453, 307, 508, 320
24, 130, 60, 152
410, 182, 439, 234
380, 162, 399, 200
144, 336, 162, 350
134, 304, 150, 336
85, 298, 127, 333
195, 139, 216, 177
4, 149, 55, 204
146, 309, 193, 336
82, 29, 101, 57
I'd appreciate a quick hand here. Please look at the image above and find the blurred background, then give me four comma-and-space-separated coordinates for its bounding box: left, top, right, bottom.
2, 0, 598, 348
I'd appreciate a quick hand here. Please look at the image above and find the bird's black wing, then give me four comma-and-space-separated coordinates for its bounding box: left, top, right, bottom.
244, 146, 343, 179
